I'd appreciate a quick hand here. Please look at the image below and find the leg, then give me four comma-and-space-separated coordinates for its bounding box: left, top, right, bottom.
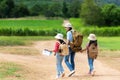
59, 56, 65, 77
88, 57, 94, 73
56, 53, 61, 77
59, 56, 64, 73
70, 48, 75, 70
64, 55, 73, 71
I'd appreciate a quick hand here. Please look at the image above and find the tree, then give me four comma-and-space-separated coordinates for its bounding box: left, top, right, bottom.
0, 0, 15, 18
101, 4, 120, 26
12, 4, 30, 18
80, 0, 103, 26
45, 2, 62, 18
68, 0, 81, 17
30, 4, 42, 16
62, 1, 70, 18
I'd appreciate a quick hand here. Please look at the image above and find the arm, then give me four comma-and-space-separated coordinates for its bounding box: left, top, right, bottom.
53, 42, 60, 56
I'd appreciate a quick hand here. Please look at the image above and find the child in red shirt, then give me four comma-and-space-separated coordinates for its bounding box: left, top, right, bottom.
47, 33, 65, 79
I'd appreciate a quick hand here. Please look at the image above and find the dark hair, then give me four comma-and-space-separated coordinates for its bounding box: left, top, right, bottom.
88, 40, 97, 47
58, 39, 66, 44
69, 27, 72, 31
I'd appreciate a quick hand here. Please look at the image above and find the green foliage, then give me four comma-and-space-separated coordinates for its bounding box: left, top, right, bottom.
70, 18, 120, 36
101, 4, 120, 26
80, 0, 103, 26
0, 36, 54, 46
45, 2, 62, 18
0, 20, 66, 36
0, 0, 15, 18
81, 27, 120, 36
0, 0, 30, 18
30, 4, 46, 16
68, 0, 81, 18
62, 1, 69, 18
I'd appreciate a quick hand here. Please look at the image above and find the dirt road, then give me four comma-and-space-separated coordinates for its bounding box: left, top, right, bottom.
0, 40, 120, 80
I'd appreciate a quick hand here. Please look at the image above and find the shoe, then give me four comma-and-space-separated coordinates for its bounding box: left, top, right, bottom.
56, 75, 60, 79
91, 70, 96, 76
68, 70, 75, 77
61, 72, 65, 77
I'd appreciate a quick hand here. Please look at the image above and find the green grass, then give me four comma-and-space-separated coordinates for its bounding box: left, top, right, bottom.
0, 62, 24, 79
0, 36, 54, 46
0, 19, 66, 36
0, 36, 120, 50
0, 20, 63, 30
14, 0, 63, 8
82, 37, 120, 50
97, 37, 120, 50
70, 18, 120, 36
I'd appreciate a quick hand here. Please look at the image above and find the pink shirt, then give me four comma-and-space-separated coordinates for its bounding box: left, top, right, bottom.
53, 41, 60, 53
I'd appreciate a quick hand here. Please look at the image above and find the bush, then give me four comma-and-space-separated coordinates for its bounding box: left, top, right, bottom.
0, 28, 66, 36
82, 27, 120, 36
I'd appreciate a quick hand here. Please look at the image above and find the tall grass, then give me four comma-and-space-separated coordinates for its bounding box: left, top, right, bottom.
0, 20, 66, 36
70, 18, 120, 36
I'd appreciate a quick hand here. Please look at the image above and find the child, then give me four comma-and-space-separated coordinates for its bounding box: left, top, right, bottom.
46, 33, 65, 79
63, 23, 75, 77
80, 33, 98, 76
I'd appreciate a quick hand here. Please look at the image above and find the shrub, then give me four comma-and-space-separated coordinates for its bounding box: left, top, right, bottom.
82, 27, 120, 36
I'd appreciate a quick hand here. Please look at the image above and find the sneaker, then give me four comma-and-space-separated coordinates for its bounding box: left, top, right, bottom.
61, 72, 65, 77
56, 75, 60, 79
68, 70, 75, 77
91, 70, 96, 76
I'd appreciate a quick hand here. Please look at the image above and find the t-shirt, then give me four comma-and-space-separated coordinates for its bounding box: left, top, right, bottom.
67, 31, 73, 42
53, 41, 60, 53
67, 30, 73, 47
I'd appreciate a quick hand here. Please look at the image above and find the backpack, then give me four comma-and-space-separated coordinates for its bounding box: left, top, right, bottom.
70, 31, 83, 52
59, 43, 69, 56
88, 43, 98, 59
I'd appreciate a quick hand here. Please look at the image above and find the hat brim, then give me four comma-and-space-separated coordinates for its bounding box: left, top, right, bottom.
55, 36, 63, 40
88, 36, 96, 40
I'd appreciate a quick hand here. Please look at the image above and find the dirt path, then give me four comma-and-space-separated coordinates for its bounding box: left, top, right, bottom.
0, 40, 120, 80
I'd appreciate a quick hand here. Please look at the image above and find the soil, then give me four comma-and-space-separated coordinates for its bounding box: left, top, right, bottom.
0, 40, 120, 80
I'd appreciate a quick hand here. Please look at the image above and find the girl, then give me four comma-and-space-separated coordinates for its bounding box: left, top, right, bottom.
80, 33, 98, 76
47, 33, 65, 79
63, 23, 75, 77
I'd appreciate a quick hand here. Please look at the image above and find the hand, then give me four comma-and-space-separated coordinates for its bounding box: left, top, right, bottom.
54, 53, 56, 56
44, 49, 51, 52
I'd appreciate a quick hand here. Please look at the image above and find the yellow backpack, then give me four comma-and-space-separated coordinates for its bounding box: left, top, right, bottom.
59, 43, 69, 56
70, 31, 83, 52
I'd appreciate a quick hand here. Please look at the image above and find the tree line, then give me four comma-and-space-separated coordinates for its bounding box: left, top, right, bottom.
0, 0, 120, 26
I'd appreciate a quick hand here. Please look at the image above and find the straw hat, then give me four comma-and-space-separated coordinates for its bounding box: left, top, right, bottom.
88, 33, 96, 40
55, 33, 63, 40
63, 23, 72, 28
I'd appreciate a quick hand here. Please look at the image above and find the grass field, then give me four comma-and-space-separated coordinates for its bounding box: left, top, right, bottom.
0, 36, 119, 50
0, 19, 66, 36
0, 18, 119, 36
0, 36, 54, 46
82, 36, 120, 50
0, 20, 63, 30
